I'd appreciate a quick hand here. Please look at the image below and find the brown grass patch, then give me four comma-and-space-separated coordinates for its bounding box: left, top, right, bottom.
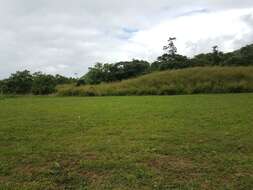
14, 163, 49, 176
148, 155, 194, 171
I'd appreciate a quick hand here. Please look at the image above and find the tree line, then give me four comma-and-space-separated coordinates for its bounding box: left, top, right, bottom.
0, 71, 76, 95
80, 39, 253, 85
1, 38, 253, 95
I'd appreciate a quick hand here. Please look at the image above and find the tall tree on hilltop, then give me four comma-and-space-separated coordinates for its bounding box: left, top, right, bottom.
212, 45, 223, 65
163, 37, 177, 56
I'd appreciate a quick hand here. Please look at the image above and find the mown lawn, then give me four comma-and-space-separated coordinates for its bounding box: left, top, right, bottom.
0, 94, 253, 190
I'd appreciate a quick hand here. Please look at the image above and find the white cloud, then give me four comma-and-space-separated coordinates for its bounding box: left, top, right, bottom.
119, 8, 253, 60
0, 1, 253, 78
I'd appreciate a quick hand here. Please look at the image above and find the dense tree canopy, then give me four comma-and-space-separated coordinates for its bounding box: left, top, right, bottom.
32, 72, 57, 95
0, 71, 76, 95
151, 54, 189, 70
81, 59, 150, 85
191, 44, 253, 67
1, 70, 33, 94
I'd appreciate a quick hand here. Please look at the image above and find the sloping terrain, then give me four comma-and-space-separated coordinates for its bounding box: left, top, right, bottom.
57, 66, 253, 96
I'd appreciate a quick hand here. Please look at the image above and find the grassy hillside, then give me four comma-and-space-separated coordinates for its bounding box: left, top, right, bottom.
57, 66, 253, 96
0, 94, 252, 189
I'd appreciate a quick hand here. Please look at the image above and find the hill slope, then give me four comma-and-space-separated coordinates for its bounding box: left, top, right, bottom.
57, 66, 253, 96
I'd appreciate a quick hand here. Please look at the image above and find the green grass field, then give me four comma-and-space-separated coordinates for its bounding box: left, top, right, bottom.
0, 94, 253, 189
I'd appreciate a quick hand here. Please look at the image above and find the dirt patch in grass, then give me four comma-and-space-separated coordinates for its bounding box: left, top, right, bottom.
0, 176, 10, 182
14, 163, 50, 177
83, 153, 98, 160
148, 155, 195, 171
147, 155, 208, 188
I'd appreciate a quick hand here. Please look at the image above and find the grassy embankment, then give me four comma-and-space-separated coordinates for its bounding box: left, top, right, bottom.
0, 94, 253, 189
57, 66, 253, 96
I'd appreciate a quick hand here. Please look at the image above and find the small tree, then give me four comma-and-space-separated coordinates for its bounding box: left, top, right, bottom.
163, 37, 177, 56
83, 63, 105, 84
212, 45, 223, 65
212, 45, 219, 54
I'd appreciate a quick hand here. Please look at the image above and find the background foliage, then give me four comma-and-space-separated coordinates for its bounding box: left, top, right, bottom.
1, 43, 253, 95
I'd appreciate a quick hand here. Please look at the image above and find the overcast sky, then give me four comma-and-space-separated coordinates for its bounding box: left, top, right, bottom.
0, 0, 253, 78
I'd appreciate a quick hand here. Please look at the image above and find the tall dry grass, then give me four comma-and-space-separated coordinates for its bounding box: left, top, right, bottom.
57, 66, 253, 96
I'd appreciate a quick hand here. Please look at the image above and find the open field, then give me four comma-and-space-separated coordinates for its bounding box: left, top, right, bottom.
0, 94, 253, 189
57, 67, 253, 96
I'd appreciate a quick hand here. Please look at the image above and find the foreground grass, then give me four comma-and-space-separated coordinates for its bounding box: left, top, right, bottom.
57, 66, 253, 96
0, 94, 253, 189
